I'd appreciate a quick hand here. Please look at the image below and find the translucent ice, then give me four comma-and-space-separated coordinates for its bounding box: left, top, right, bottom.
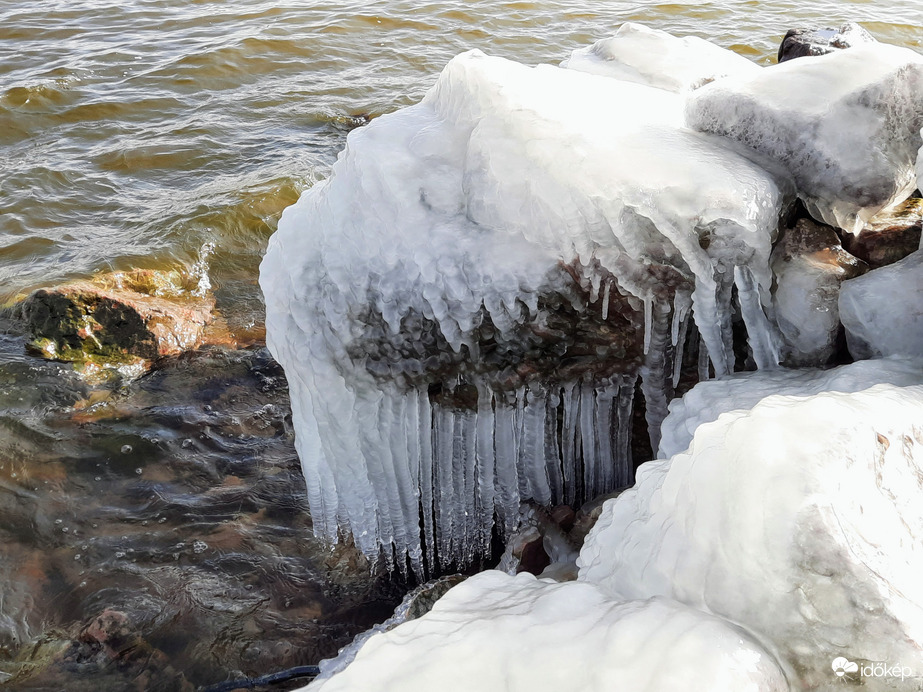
299, 571, 790, 692
687, 43, 923, 233
563, 22, 761, 93
657, 356, 923, 459
839, 249, 923, 358
580, 383, 923, 690
261, 50, 790, 570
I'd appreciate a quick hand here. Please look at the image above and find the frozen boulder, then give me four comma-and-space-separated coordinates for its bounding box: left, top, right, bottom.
656, 356, 923, 459
261, 50, 791, 571
839, 249, 923, 358
777, 23, 875, 63
771, 217, 867, 365
301, 571, 790, 692
580, 383, 923, 690
686, 43, 923, 233
562, 22, 761, 93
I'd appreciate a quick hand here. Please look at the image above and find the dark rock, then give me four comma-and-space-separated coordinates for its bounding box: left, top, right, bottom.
843, 197, 923, 268
777, 23, 875, 63
17, 269, 228, 380
548, 504, 576, 533
771, 217, 868, 366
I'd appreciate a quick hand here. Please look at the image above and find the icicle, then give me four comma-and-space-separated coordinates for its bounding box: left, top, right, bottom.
697, 330, 711, 382
642, 295, 654, 355
520, 384, 552, 506
544, 388, 564, 502
733, 265, 780, 369
560, 382, 579, 506
475, 383, 496, 557
614, 375, 636, 487
418, 388, 436, 573
433, 405, 455, 569
493, 394, 521, 539
594, 381, 615, 496
579, 380, 597, 501
639, 302, 674, 455
601, 279, 611, 320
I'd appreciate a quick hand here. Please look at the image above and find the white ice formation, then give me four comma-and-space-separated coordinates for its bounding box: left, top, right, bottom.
657, 356, 923, 459
686, 43, 923, 233
562, 22, 761, 93
300, 571, 790, 692
579, 380, 923, 690
261, 48, 790, 572
839, 249, 923, 359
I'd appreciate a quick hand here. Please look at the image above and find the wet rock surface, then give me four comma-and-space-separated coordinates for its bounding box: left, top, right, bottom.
843, 197, 923, 269
0, 333, 406, 691
15, 269, 232, 381
777, 22, 875, 63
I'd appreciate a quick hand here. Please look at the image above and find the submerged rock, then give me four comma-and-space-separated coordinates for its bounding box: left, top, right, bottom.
777, 22, 875, 63
17, 269, 225, 380
843, 196, 923, 268
770, 217, 867, 365
839, 248, 923, 358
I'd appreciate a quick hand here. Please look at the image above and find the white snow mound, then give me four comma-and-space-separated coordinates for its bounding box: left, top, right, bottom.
579, 383, 923, 690
658, 356, 923, 459
562, 22, 761, 93
300, 571, 790, 692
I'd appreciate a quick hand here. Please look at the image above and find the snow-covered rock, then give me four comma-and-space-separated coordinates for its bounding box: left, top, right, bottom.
770, 218, 867, 366
580, 383, 923, 690
562, 22, 761, 93
657, 356, 923, 459
839, 249, 923, 358
300, 571, 790, 692
686, 43, 923, 233
260, 49, 790, 570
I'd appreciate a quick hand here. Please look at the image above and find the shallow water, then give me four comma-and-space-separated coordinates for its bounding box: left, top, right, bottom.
3, 0, 923, 688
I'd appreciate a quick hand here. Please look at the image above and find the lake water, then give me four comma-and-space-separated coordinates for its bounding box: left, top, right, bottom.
1, 0, 923, 688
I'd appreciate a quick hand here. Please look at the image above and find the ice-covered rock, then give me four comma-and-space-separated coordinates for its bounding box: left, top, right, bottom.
839, 249, 923, 358
777, 23, 875, 63
580, 383, 923, 690
770, 218, 867, 365
657, 356, 923, 459
300, 571, 790, 692
686, 43, 923, 233
562, 22, 761, 93
261, 50, 791, 571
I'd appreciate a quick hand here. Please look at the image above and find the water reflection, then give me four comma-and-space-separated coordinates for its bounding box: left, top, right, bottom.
0, 330, 405, 689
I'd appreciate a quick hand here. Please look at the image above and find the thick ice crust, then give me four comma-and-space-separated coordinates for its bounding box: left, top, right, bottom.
687, 43, 923, 233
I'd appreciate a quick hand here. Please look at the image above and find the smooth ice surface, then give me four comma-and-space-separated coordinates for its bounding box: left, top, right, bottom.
658, 356, 923, 459
687, 43, 923, 233
300, 571, 790, 692
839, 249, 923, 359
562, 22, 761, 93
580, 384, 923, 690
261, 50, 790, 568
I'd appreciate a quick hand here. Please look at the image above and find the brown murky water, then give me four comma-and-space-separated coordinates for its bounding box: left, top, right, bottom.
2, 0, 923, 689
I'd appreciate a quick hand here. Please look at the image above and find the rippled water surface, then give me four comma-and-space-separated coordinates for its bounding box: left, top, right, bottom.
2, 0, 923, 689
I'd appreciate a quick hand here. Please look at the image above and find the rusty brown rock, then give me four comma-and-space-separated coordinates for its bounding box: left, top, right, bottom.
17, 269, 224, 378
843, 197, 923, 269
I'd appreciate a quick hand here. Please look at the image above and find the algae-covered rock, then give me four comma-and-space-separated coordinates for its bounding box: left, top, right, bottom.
17, 269, 219, 379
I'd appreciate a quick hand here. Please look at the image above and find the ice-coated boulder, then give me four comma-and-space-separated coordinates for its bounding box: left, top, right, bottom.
770, 218, 867, 365
562, 22, 761, 93
300, 571, 790, 692
777, 23, 875, 63
261, 50, 791, 571
580, 383, 923, 690
656, 356, 923, 459
686, 43, 923, 233
839, 249, 923, 358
